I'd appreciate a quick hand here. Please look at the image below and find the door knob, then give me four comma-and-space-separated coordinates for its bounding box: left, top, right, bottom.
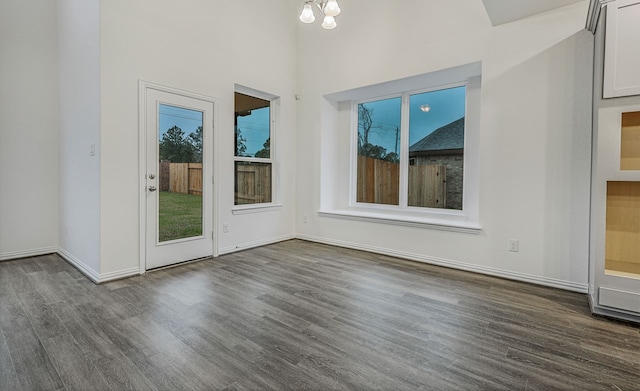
148, 186, 157, 192
148, 173, 155, 179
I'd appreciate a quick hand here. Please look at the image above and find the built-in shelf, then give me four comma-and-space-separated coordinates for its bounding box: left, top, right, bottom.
620, 111, 640, 170
606, 181, 640, 277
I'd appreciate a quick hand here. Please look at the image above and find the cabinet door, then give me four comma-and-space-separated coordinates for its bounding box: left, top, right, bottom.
604, 0, 640, 98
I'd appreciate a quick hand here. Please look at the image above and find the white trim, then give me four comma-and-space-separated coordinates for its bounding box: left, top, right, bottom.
138, 80, 220, 273
0, 247, 58, 261
590, 292, 640, 323
350, 81, 469, 212
57, 247, 101, 283
325, 62, 482, 102
3, 236, 588, 294
599, 286, 640, 312
235, 84, 278, 101
138, 81, 148, 274
218, 234, 296, 255
318, 210, 482, 234
586, 0, 615, 33
330, 67, 482, 229
233, 86, 279, 207
296, 234, 588, 293
58, 248, 139, 283
98, 267, 140, 283
232, 203, 283, 215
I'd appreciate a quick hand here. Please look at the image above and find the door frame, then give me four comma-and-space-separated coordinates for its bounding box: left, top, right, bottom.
138, 80, 219, 274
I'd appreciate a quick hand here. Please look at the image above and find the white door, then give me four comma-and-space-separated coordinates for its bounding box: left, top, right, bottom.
144, 86, 214, 270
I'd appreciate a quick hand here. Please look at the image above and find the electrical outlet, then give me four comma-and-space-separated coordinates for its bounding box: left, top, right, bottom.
223, 223, 229, 233
508, 239, 519, 252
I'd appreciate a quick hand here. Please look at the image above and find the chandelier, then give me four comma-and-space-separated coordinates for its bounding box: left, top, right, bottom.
299, 0, 341, 30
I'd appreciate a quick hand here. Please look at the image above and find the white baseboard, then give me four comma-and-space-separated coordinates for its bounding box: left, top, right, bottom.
57, 247, 140, 283
218, 234, 296, 255
0, 246, 58, 261
296, 234, 589, 293
2, 236, 589, 294
57, 247, 101, 283
99, 267, 140, 283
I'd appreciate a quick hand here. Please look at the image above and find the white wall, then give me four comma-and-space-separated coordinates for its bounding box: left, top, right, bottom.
296, 1, 593, 291
99, 0, 298, 275
0, 0, 59, 259
57, 0, 101, 277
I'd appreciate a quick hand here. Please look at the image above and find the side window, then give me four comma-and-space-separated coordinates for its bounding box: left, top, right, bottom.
234, 91, 273, 205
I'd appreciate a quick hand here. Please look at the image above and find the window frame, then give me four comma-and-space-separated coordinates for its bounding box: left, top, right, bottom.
350, 81, 468, 212
319, 63, 482, 232
232, 85, 281, 212
351, 92, 404, 206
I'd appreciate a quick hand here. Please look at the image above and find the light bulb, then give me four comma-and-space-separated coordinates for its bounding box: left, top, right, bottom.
323, 0, 341, 17
299, 4, 315, 23
322, 15, 337, 29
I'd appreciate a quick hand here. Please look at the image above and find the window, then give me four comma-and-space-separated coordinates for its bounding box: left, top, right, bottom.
357, 97, 401, 205
321, 62, 481, 231
355, 85, 466, 211
234, 89, 274, 205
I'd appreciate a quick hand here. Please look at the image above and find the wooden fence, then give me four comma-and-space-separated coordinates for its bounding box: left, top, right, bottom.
159, 161, 272, 204
408, 163, 446, 208
357, 155, 446, 208
159, 157, 444, 207
159, 162, 203, 195
357, 156, 400, 205
235, 163, 272, 205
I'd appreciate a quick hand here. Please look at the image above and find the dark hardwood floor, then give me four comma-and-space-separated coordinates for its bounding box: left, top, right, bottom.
0, 239, 638, 390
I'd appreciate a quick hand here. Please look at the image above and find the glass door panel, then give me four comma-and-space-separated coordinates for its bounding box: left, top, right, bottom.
157, 104, 204, 243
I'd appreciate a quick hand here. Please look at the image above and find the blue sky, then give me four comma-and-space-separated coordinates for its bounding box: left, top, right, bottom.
362, 86, 466, 155
158, 87, 464, 158
159, 103, 270, 157
236, 107, 270, 156
159, 104, 203, 138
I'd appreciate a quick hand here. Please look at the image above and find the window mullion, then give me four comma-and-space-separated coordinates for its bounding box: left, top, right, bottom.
398, 93, 410, 208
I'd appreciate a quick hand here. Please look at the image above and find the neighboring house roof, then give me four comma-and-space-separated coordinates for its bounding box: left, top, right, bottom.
409, 117, 464, 156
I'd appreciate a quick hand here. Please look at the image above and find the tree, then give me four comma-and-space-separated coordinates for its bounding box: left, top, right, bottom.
358, 105, 374, 147
188, 126, 203, 162
235, 127, 248, 157
359, 143, 387, 160
235, 128, 247, 156
357, 105, 396, 161
160, 126, 192, 162
383, 152, 399, 163
255, 138, 270, 158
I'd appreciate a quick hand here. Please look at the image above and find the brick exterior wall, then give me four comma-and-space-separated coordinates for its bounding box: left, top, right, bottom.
414, 153, 464, 210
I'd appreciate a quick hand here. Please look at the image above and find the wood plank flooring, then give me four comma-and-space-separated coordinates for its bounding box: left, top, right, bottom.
0, 239, 639, 390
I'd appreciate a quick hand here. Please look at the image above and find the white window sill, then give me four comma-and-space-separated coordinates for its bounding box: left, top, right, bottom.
232, 203, 283, 215
318, 209, 482, 234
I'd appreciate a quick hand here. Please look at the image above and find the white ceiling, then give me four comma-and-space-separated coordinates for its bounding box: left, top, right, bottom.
481, 0, 585, 26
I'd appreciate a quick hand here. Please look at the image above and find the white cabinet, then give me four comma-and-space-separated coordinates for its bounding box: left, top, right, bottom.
590, 105, 640, 322
604, 0, 640, 98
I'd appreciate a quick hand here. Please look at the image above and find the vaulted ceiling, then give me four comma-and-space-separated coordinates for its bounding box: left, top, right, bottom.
481, 0, 585, 25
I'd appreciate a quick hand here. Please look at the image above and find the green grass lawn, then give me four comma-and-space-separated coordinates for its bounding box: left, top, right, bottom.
159, 191, 203, 242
